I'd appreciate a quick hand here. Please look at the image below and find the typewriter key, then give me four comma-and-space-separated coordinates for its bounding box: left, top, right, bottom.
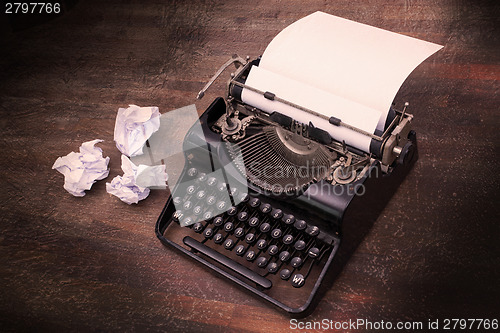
290, 257, 303, 268
248, 197, 260, 208
234, 227, 245, 238
213, 216, 224, 227
268, 245, 279, 256
237, 211, 248, 222
248, 217, 260, 227
213, 233, 224, 244
235, 245, 246, 256
271, 209, 283, 220
256, 257, 268, 268
224, 238, 235, 250
203, 227, 214, 238
280, 269, 291, 280
267, 262, 279, 273
230, 187, 239, 197
206, 196, 216, 205
227, 206, 238, 216
197, 173, 207, 182
256, 239, 268, 250
260, 203, 272, 214
183, 200, 192, 210
193, 206, 202, 216
279, 251, 291, 262
217, 182, 227, 192
291, 273, 305, 288
173, 196, 182, 205
196, 190, 206, 199
271, 228, 282, 239
306, 225, 320, 237
203, 211, 213, 220
207, 177, 217, 187
282, 214, 295, 225
259, 222, 271, 233
172, 210, 184, 222
182, 217, 193, 226
245, 250, 256, 261
238, 193, 250, 203
308, 247, 320, 258
245, 233, 256, 244
186, 185, 196, 195
283, 234, 294, 245
294, 219, 307, 230
193, 222, 204, 233
187, 167, 198, 177
294, 240, 306, 251
223, 222, 234, 232
216, 201, 227, 211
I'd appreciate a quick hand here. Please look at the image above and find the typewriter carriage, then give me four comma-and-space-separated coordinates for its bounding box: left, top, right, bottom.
198, 55, 416, 196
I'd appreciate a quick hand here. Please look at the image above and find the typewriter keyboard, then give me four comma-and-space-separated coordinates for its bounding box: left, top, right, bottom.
161, 166, 338, 297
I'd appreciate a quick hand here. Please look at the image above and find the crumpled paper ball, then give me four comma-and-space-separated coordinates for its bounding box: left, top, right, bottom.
52, 139, 110, 197
113, 104, 160, 157
106, 155, 167, 204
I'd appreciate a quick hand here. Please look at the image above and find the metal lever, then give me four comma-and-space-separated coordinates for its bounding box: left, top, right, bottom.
399, 102, 409, 123
196, 54, 247, 100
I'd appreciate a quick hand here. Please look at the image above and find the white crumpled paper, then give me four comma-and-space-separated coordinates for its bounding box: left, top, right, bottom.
106, 155, 168, 204
113, 104, 160, 157
52, 139, 110, 197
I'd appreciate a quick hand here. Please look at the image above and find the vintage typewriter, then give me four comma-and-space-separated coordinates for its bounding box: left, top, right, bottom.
155, 12, 441, 316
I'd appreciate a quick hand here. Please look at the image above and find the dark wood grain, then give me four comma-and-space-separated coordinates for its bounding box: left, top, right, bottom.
1, 0, 499, 331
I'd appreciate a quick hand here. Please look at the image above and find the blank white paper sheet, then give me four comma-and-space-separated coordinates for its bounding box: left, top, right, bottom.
241, 11, 442, 152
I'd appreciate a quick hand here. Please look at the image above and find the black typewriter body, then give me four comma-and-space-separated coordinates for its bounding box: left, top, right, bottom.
156, 91, 418, 316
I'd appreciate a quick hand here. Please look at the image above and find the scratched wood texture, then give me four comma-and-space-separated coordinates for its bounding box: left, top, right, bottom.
0, 0, 499, 331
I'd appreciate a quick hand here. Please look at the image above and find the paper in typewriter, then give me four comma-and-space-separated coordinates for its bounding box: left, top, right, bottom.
241, 11, 442, 152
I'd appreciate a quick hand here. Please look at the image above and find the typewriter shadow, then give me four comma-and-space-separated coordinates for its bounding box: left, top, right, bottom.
309, 155, 417, 317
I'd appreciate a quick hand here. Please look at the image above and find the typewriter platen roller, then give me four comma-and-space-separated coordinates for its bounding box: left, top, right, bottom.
155, 12, 442, 316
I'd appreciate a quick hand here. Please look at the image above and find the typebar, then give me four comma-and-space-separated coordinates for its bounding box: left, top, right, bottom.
183, 236, 273, 289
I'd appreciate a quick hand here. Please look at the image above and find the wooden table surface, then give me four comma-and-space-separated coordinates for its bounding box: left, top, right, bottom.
1, 0, 499, 332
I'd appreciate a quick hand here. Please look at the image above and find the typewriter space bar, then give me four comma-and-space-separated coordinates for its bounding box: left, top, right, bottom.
183, 236, 272, 289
